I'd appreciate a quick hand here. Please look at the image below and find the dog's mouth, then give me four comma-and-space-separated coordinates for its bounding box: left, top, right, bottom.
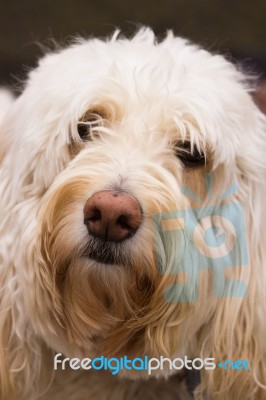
86, 247, 116, 265
82, 237, 129, 265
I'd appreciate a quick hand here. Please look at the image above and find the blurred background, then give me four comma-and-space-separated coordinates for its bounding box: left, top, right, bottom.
1, 0, 266, 110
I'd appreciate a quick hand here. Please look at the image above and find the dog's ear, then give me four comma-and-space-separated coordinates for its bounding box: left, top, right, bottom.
0, 89, 45, 399
197, 88, 266, 399
0, 91, 18, 398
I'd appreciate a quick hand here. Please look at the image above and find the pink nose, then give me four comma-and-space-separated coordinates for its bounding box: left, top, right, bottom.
84, 191, 142, 242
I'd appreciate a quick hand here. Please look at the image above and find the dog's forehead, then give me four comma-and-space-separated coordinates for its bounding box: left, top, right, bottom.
31, 34, 217, 110
36, 42, 178, 97
28, 35, 222, 132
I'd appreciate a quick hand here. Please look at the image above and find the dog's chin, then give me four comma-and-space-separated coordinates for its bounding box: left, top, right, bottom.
82, 236, 132, 267
85, 248, 118, 266
87, 253, 117, 265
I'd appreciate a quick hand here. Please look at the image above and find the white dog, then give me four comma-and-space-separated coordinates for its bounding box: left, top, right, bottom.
0, 28, 266, 400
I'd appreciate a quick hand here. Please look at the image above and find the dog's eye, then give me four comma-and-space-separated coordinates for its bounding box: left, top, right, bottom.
77, 123, 91, 140
77, 110, 105, 140
175, 141, 206, 168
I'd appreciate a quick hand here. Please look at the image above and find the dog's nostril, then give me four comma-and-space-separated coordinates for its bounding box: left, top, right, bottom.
84, 190, 142, 243
115, 214, 140, 238
116, 215, 131, 230
85, 207, 101, 223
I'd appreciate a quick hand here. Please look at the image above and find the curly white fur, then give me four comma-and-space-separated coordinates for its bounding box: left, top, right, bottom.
0, 28, 266, 400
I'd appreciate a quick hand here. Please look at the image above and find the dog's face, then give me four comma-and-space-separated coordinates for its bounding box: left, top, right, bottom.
3, 30, 263, 372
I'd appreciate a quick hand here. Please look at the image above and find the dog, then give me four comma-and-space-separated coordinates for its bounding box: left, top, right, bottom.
0, 28, 266, 400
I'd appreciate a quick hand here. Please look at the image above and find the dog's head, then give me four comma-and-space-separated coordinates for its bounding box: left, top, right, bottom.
1, 28, 266, 396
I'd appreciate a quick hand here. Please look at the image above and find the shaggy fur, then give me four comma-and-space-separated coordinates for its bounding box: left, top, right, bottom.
0, 28, 266, 400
